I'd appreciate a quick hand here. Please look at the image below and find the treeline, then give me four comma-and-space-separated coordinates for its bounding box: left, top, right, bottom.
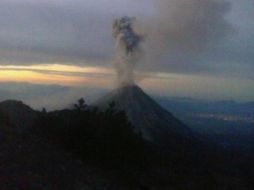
37, 98, 147, 168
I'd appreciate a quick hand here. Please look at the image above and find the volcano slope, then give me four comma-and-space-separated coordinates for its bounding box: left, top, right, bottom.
94, 84, 193, 144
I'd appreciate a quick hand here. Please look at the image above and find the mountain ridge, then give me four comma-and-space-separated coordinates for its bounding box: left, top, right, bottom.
94, 84, 193, 142
0, 100, 39, 130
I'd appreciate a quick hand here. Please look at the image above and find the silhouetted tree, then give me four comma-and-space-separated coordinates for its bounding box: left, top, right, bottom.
37, 99, 145, 168
41, 107, 47, 114
74, 98, 87, 112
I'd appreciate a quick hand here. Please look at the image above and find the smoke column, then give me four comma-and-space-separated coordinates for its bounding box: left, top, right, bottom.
112, 16, 144, 86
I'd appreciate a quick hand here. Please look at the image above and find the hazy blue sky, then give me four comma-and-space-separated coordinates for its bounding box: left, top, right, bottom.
0, 0, 253, 108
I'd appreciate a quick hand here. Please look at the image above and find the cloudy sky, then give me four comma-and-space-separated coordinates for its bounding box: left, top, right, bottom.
0, 0, 253, 109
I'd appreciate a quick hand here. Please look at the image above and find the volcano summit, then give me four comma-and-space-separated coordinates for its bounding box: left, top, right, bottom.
95, 84, 192, 143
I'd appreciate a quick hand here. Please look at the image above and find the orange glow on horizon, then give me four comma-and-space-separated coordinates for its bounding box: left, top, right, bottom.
0, 64, 254, 102
0, 70, 87, 86
0, 64, 114, 86
0, 64, 113, 75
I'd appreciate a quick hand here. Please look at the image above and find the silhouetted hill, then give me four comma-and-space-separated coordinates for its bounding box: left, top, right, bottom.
0, 98, 254, 189
94, 84, 192, 143
0, 100, 39, 130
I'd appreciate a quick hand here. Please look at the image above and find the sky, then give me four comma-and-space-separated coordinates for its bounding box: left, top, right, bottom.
0, 0, 253, 109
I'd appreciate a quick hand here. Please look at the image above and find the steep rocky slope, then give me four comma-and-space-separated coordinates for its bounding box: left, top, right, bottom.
94, 84, 192, 142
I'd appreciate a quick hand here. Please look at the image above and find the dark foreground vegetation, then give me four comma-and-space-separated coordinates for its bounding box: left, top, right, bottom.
0, 99, 254, 189
37, 100, 146, 169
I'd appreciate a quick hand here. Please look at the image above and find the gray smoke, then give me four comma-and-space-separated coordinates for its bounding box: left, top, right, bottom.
140, 0, 234, 72
157, 0, 232, 47
112, 16, 144, 85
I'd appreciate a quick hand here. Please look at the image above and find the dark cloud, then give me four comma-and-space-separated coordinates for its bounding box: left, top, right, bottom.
0, 0, 252, 79
0, 0, 116, 64
0, 0, 154, 65
139, 0, 234, 73
153, 0, 233, 48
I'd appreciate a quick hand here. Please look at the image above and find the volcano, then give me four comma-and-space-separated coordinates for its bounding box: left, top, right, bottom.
94, 84, 193, 143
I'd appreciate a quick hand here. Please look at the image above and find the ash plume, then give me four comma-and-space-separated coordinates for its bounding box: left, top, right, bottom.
140, 0, 234, 72
112, 16, 144, 86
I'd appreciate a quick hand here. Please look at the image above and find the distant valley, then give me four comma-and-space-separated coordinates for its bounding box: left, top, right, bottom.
157, 97, 254, 151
